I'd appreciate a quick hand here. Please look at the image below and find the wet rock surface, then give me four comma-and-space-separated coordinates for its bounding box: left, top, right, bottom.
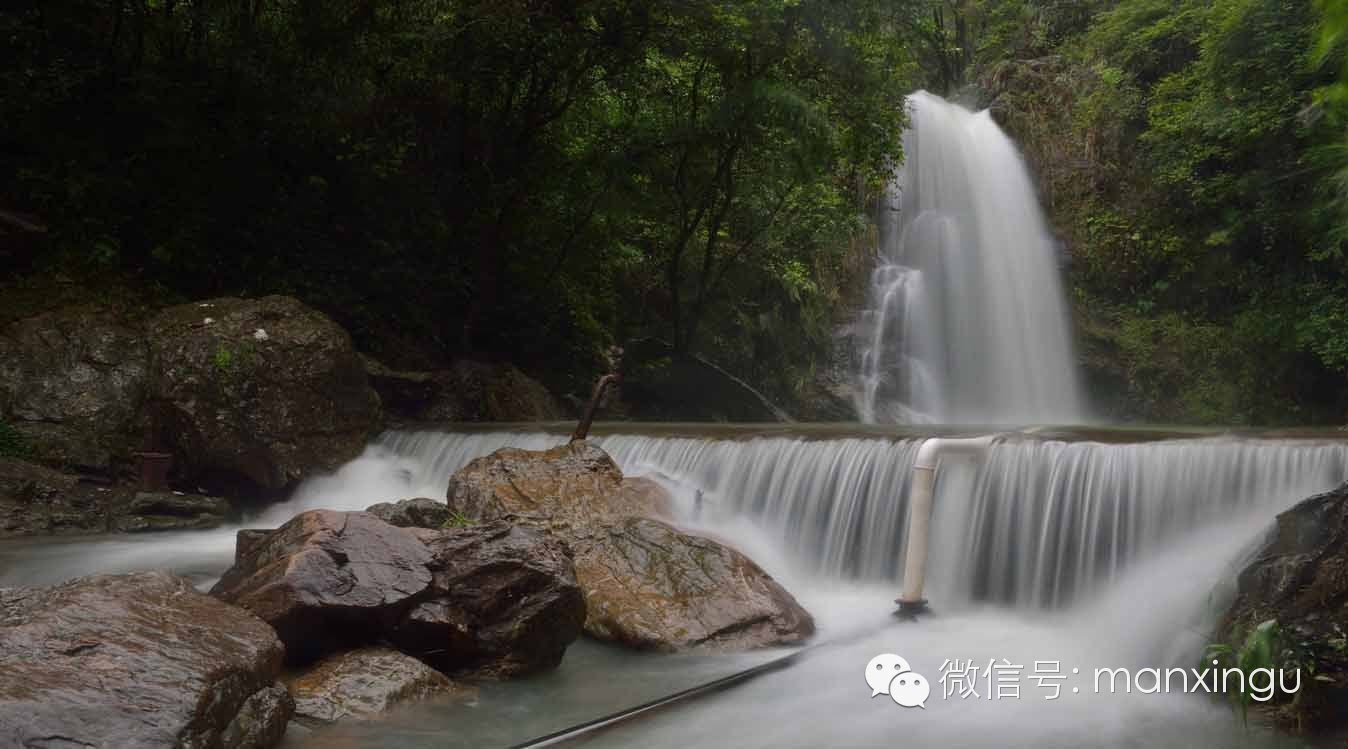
1219, 482, 1348, 731
148, 295, 381, 491
211, 510, 434, 663
447, 441, 814, 652
286, 646, 459, 726
0, 570, 292, 748
366, 496, 450, 528
0, 457, 230, 536
394, 521, 585, 676
0, 305, 150, 471
213, 511, 585, 676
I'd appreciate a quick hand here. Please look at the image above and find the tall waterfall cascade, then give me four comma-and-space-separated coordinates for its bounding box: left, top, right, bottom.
854, 91, 1084, 424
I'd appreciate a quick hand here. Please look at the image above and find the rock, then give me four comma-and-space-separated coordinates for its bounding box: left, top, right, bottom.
286, 647, 458, 726
236, 528, 273, 562
1218, 483, 1348, 731
0, 456, 112, 536
0, 305, 150, 470
212, 511, 584, 676
147, 296, 381, 491
0, 458, 230, 536
446, 441, 814, 652
211, 510, 433, 663
392, 521, 586, 676
581, 517, 815, 651
366, 497, 450, 528
365, 355, 563, 423
112, 490, 231, 532
0, 571, 292, 748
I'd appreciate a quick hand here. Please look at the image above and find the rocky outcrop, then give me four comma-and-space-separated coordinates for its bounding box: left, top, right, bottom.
1218, 483, 1348, 731
0, 457, 230, 536
286, 647, 461, 726
0, 571, 292, 748
365, 356, 563, 423
366, 497, 451, 529
212, 510, 585, 676
446, 441, 815, 652
0, 305, 149, 470
148, 296, 381, 491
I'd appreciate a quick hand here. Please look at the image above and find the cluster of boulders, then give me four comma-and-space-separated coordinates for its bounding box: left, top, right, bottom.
0, 439, 816, 747
0, 293, 567, 537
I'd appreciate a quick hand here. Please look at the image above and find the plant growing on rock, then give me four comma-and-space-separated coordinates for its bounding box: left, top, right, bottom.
1206, 618, 1281, 727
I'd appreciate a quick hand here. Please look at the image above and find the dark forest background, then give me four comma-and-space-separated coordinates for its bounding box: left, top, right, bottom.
5, 0, 1348, 424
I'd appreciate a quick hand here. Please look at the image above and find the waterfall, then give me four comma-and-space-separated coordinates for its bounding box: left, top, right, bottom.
854, 91, 1084, 424
339, 430, 1348, 609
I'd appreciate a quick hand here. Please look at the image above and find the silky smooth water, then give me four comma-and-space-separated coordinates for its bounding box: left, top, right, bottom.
3, 428, 1343, 748
854, 92, 1084, 424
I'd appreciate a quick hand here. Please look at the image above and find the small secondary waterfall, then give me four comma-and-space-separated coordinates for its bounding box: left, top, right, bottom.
854, 91, 1083, 424
331, 430, 1348, 609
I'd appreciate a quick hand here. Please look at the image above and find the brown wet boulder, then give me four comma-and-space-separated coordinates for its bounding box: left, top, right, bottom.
0, 570, 292, 748
286, 647, 461, 727
447, 441, 814, 652
211, 510, 433, 663
0, 456, 113, 536
213, 511, 585, 676
392, 521, 585, 676
148, 296, 381, 491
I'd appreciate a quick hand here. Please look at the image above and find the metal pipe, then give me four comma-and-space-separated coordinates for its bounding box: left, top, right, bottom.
897, 435, 999, 610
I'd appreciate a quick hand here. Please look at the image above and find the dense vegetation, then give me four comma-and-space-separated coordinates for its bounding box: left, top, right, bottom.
964, 0, 1348, 423
1, 1, 914, 408
4, 0, 1348, 423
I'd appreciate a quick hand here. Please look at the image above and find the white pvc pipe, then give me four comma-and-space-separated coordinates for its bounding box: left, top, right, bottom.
898, 435, 1000, 606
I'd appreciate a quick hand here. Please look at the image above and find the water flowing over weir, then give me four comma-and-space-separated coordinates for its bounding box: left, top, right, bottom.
351, 430, 1348, 609
854, 91, 1083, 424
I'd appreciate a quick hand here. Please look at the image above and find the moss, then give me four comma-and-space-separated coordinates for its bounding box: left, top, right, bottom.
0, 420, 29, 458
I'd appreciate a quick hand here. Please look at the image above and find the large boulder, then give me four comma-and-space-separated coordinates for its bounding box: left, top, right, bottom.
211, 510, 434, 663
446, 441, 815, 652
393, 522, 586, 676
212, 511, 585, 676
0, 571, 292, 748
286, 647, 460, 727
0, 305, 150, 470
148, 296, 381, 491
1218, 483, 1348, 731
365, 356, 563, 423
0, 457, 229, 536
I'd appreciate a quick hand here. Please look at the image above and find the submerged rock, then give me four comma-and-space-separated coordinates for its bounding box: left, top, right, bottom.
148, 295, 381, 491
0, 305, 150, 471
0, 570, 292, 748
286, 647, 461, 726
213, 511, 584, 676
1218, 482, 1348, 731
366, 496, 451, 528
446, 441, 815, 652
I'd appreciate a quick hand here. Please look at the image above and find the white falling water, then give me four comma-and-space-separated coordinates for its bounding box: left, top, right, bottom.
855, 91, 1084, 424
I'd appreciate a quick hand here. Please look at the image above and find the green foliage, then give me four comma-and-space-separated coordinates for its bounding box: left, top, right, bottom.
0, 421, 28, 459
3, 0, 920, 413
1206, 619, 1281, 726
443, 510, 473, 529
